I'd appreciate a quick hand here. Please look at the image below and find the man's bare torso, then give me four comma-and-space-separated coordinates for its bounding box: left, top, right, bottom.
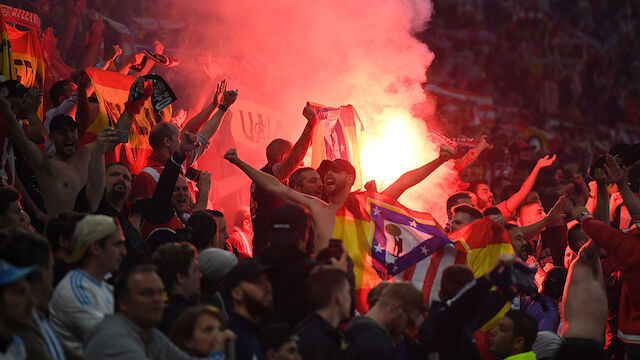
562, 245, 608, 344
37, 147, 91, 216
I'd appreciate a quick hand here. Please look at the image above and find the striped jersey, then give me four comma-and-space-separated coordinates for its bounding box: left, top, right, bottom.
49, 269, 113, 354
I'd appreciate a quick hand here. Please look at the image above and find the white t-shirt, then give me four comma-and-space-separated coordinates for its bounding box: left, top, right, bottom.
49, 269, 114, 354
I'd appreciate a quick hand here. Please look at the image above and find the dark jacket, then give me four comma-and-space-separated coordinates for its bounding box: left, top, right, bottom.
420, 276, 509, 360
141, 153, 187, 254
53, 256, 73, 288
250, 164, 284, 255
345, 316, 396, 360
228, 311, 264, 360
158, 295, 200, 335
96, 193, 149, 271
258, 246, 317, 325
295, 313, 352, 360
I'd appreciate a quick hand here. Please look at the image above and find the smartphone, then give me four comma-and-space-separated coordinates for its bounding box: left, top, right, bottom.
327, 239, 343, 260
116, 129, 129, 143
185, 167, 201, 182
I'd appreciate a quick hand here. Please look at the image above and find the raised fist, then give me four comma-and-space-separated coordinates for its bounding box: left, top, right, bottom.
604, 155, 626, 184
479, 135, 493, 149
303, 102, 317, 125
105, 45, 123, 63
76, 70, 92, 89
364, 180, 377, 192
222, 90, 238, 107
439, 145, 454, 161
196, 171, 212, 193
152, 40, 165, 55
224, 148, 239, 163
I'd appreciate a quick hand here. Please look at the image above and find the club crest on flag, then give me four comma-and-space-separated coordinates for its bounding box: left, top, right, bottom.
368, 198, 452, 278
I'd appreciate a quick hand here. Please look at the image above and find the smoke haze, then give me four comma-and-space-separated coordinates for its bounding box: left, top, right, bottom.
170, 0, 460, 223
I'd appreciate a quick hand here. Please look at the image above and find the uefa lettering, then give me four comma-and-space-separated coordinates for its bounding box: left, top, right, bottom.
239, 109, 270, 144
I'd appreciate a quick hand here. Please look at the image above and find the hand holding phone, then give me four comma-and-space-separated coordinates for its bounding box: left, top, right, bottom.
116, 130, 129, 143
185, 167, 201, 182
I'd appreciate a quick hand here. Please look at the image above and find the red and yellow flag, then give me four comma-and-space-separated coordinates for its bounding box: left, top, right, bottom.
0, 9, 15, 81
5, 24, 44, 90
448, 217, 514, 358
0, 9, 44, 120
84, 68, 172, 174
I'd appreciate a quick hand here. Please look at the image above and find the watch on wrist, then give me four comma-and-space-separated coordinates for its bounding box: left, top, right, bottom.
577, 211, 592, 223
218, 104, 228, 112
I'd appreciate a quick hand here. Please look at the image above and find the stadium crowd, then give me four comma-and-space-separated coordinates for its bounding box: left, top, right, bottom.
0, 0, 639, 360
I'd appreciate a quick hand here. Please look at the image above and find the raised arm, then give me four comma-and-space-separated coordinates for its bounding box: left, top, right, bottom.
86, 128, 119, 212
79, 17, 104, 70
224, 148, 324, 211
503, 155, 556, 214
0, 95, 48, 171
182, 80, 225, 134
580, 209, 637, 270
591, 168, 610, 225
382, 145, 454, 200
520, 195, 567, 242
58, 0, 85, 58
145, 132, 200, 225
192, 171, 211, 212
20, 88, 46, 144
115, 77, 152, 132
605, 155, 640, 221
118, 52, 145, 75
196, 88, 237, 140
271, 103, 318, 180
454, 136, 492, 173
75, 71, 93, 139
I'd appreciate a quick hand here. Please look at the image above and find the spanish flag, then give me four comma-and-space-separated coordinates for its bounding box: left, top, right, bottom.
308, 103, 364, 189
333, 191, 467, 313
84, 68, 171, 174
0, 9, 16, 81
448, 217, 514, 358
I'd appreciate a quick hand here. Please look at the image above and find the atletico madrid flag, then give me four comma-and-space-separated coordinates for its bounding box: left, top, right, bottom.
332, 191, 468, 313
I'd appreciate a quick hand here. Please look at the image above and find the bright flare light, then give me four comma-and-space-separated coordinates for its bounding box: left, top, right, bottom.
360, 109, 439, 193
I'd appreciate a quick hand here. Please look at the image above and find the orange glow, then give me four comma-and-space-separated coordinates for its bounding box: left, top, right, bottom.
360, 109, 439, 192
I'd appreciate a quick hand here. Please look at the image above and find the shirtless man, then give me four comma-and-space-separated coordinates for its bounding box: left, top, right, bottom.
225, 149, 353, 252
555, 206, 608, 359
0, 79, 145, 217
